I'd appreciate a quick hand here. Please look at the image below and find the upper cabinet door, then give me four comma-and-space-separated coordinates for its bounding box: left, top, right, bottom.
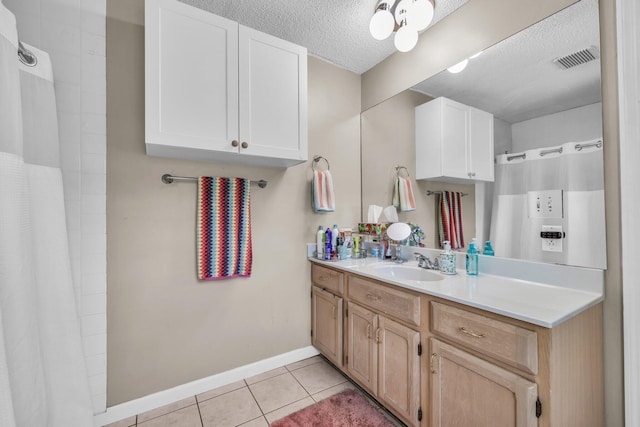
238, 26, 307, 162
440, 98, 469, 180
145, 0, 239, 154
468, 107, 494, 181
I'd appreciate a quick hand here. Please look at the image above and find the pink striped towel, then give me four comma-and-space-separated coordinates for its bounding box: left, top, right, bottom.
312, 169, 335, 212
392, 176, 416, 212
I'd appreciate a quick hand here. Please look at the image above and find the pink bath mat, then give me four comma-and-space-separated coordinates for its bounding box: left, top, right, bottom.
270, 389, 397, 427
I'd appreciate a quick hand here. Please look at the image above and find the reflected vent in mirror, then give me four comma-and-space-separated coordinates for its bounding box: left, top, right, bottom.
553, 46, 599, 70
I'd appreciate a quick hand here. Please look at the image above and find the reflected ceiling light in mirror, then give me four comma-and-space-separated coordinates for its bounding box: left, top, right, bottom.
369, 0, 435, 52
447, 58, 468, 73
469, 50, 483, 59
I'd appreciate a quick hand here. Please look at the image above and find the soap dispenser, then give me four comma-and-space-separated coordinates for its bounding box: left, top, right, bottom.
439, 241, 457, 275
466, 238, 478, 276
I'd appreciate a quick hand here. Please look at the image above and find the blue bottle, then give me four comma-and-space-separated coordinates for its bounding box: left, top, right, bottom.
466, 238, 478, 276
324, 228, 332, 260
483, 241, 494, 256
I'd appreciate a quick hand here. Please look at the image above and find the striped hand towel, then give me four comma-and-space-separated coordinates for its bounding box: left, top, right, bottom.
437, 191, 465, 249
197, 177, 252, 280
392, 176, 416, 212
312, 169, 335, 212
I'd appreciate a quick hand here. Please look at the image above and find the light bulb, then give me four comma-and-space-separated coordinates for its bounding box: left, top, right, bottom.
408, 0, 434, 31
447, 58, 469, 73
369, 7, 395, 40
394, 23, 418, 52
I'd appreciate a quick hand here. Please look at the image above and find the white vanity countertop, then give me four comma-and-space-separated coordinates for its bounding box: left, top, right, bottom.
309, 255, 604, 328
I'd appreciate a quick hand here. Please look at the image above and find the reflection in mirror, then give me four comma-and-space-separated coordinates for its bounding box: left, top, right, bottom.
361, 0, 604, 269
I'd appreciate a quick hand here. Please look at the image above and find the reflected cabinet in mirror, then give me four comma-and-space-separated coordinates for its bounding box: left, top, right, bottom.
361, 0, 605, 269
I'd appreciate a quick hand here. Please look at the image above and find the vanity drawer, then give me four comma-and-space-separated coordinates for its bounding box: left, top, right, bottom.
311, 264, 344, 295
348, 276, 420, 327
431, 301, 538, 374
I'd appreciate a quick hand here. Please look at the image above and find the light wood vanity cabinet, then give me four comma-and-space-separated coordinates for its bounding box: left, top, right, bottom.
309, 262, 604, 427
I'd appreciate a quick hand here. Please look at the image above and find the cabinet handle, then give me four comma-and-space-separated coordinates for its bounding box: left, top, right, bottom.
366, 294, 380, 301
318, 275, 327, 282
241, 141, 249, 149
459, 326, 485, 338
468, 172, 476, 177
231, 140, 239, 147
332, 305, 336, 319
366, 323, 371, 339
430, 353, 438, 374
375, 327, 381, 344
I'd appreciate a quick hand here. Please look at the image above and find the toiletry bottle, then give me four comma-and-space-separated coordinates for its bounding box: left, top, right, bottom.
483, 241, 494, 256
466, 238, 478, 276
353, 236, 361, 258
440, 241, 457, 275
325, 228, 332, 260
332, 224, 339, 250
316, 226, 324, 259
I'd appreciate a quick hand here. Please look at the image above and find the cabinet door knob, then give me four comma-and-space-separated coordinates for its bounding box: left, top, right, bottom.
231, 140, 239, 147
366, 323, 371, 339
468, 172, 476, 177
241, 141, 249, 149
375, 327, 381, 344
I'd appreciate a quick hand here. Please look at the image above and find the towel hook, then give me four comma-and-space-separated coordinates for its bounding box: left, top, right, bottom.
395, 165, 410, 178
312, 155, 330, 171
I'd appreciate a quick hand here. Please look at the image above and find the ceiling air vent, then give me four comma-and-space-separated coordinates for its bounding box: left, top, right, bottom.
553, 46, 600, 70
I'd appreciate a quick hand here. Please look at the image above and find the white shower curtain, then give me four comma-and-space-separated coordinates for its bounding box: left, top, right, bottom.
490, 140, 606, 269
0, 4, 93, 426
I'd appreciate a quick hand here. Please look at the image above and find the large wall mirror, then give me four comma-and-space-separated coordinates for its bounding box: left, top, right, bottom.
361, 0, 605, 269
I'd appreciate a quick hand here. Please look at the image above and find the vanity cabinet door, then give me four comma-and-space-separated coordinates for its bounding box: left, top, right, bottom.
347, 302, 378, 394
311, 286, 343, 368
430, 339, 538, 427
378, 316, 421, 426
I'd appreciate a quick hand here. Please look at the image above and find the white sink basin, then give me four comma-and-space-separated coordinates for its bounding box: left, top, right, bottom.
372, 264, 444, 282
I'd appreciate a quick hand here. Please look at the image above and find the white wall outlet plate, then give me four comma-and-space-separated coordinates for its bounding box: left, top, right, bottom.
541, 225, 563, 253
528, 189, 564, 219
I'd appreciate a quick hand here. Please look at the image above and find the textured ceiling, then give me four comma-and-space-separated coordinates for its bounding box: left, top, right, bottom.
412, 0, 601, 123
179, 0, 468, 74
178, 0, 600, 124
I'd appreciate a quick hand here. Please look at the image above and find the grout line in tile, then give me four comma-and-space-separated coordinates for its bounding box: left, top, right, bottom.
195, 396, 204, 427
263, 395, 314, 419
245, 381, 267, 417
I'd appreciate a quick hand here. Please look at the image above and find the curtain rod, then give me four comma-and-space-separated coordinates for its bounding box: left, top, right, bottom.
427, 190, 468, 197
161, 174, 267, 188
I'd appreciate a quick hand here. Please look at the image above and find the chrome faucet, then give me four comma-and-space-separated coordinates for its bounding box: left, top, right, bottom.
414, 253, 440, 270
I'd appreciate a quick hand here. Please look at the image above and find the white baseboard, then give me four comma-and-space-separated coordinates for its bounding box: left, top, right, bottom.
93, 346, 320, 426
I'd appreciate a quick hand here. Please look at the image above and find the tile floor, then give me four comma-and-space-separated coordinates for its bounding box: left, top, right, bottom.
104, 356, 403, 427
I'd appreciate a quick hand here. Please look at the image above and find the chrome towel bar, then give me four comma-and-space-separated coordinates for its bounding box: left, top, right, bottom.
161, 174, 267, 188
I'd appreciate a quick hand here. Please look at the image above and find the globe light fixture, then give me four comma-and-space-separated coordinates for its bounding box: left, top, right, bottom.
369, 0, 435, 52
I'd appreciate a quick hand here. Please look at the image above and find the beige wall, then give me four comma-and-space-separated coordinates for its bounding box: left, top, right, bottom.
106, 0, 361, 405
361, 90, 475, 248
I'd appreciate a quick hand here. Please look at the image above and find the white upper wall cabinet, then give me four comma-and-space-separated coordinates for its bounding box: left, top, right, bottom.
145, 0, 307, 168
415, 97, 494, 183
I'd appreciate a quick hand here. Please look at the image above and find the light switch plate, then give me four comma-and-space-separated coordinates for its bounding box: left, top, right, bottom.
541, 225, 563, 253
528, 189, 564, 219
